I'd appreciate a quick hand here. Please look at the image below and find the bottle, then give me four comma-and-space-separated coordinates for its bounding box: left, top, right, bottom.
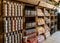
19, 31, 22, 43
14, 3, 17, 16
21, 33, 22, 43
11, 32, 14, 43
4, 34, 8, 43
21, 18, 23, 29
17, 31, 20, 43
3, 1, 7, 16
17, 17, 20, 30
14, 32, 18, 43
17, 4, 21, 16
11, 18, 15, 31
11, 2, 14, 16
16, 18, 18, 31
14, 18, 16, 31
14, 17, 17, 31
8, 33, 12, 43
8, 18, 11, 32
7, 1, 11, 16
4, 18, 8, 33
21, 5, 23, 16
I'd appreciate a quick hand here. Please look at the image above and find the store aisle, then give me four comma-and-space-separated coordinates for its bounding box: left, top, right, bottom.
43, 31, 60, 43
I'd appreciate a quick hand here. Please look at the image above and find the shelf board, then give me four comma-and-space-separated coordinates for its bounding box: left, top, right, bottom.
37, 16, 44, 17
37, 24, 44, 27
55, 16, 58, 17
51, 20, 55, 23
25, 16, 36, 17
25, 27, 36, 30
16, 0, 39, 5
50, 15, 55, 16
4, 30, 22, 34
3, 16, 23, 18
37, 15, 43, 17
46, 22, 51, 24
45, 16, 50, 17
39, 1, 55, 9
37, 33, 45, 35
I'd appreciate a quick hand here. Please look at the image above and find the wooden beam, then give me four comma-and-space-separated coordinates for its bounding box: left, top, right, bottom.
39, 1, 56, 9
15, 0, 40, 5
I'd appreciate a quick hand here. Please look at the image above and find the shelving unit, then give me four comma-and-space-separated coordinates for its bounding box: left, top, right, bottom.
23, 5, 38, 43
2, 0, 23, 43
0, 0, 57, 43
50, 10, 57, 34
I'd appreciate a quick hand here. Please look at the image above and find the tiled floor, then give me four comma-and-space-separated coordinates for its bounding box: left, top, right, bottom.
43, 31, 60, 43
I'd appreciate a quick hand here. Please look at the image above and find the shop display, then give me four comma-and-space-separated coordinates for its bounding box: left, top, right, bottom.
1, 0, 57, 43
3, 1, 23, 43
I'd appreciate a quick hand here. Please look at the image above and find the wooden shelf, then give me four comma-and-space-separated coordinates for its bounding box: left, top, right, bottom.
25, 27, 36, 30
25, 16, 36, 17
39, 1, 56, 9
45, 16, 50, 17
15, 0, 39, 5
4, 30, 22, 34
37, 25, 45, 27
1, 0, 57, 43
3, 16, 23, 18
26, 26, 36, 29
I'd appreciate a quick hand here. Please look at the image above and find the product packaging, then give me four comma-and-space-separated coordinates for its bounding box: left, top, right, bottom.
37, 35, 45, 43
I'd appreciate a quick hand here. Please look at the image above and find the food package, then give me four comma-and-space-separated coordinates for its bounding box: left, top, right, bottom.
23, 36, 37, 43
26, 23, 31, 28
37, 35, 45, 43
36, 27, 45, 35
37, 9, 44, 16
44, 8, 50, 16
37, 18, 45, 25
45, 17, 51, 23
45, 30, 50, 39
29, 38, 37, 43
45, 24, 50, 31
